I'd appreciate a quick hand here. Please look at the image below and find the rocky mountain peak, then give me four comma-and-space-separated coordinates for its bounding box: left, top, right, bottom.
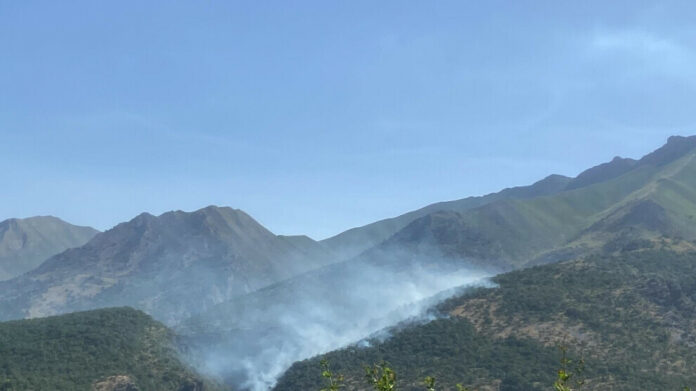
639, 135, 696, 166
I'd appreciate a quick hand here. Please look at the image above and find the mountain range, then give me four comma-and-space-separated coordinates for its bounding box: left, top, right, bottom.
323, 135, 696, 267
165, 135, 696, 388
0, 206, 335, 324
2, 136, 696, 390
197, 135, 696, 321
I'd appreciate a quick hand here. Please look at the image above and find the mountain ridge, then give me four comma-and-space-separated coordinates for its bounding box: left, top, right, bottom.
320, 136, 696, 260
374, 137, 696, 270
0, 205, 336, 324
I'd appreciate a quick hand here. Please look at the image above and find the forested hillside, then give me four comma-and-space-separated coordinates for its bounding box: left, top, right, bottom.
277, 246, 696, 390
0, 307, 220, 391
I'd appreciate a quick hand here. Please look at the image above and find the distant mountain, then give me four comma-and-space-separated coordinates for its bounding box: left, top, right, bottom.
277, 234, 335, 263
0, 216, 98, 281
277, 248, 696, 391
321, 136, 696, 262
320, 173, 572, 260
0, 206, 336, 324
371, 135, 696, 269
0, 307, 220, 390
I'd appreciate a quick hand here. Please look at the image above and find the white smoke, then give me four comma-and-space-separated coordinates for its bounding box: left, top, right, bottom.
177, 251, 497, 391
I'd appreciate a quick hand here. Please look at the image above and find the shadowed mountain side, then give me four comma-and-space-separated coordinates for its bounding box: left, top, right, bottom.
0, 216, 98, 281
0, 206, 337, 324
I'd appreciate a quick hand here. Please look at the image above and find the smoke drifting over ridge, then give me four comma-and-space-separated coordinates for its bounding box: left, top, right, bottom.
177, 248, 496, 391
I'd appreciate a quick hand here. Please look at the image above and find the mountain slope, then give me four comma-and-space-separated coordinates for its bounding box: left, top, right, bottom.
178, 136, 696, 389
276, 248, 696, 391
0, 206, 336, 324
321, 136, 696, 262
176, 247, 491, 390
320, 174, 572, 260
0, 216, 98, 281
564, 156, 637, 190
374, 136, 696, 269
0, 307, 219, 391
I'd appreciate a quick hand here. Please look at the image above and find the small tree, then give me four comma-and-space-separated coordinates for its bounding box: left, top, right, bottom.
320, 359, 344, 391
423, 376, 436, 391
553, 346, 584, 391
365, 362, 397, 391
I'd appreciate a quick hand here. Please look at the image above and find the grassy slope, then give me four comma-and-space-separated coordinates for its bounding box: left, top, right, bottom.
321, 137, 696, 262
320, 175, 572, 261
276, 247, 696, 391
0, 307, 220, 391
384, 151, 696, 269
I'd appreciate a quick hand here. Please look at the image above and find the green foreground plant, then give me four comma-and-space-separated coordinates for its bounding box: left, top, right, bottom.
365, 362, 397, 391
553, 346, 584, 391
320, 359, 344, 391
317, 348, 680, 391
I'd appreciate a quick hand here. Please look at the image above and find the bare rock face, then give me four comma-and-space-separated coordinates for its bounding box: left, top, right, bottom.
91, 375, 139, 391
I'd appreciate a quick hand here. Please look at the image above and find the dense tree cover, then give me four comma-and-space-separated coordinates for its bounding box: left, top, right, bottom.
318, 351, 582, 391
276, 249, 696, 390
276, 317, 558, 390
0, 307, 218, 391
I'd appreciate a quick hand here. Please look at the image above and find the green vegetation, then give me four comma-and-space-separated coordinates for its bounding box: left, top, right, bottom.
276, 316, 560, 390
276, 249, 696, 390
0, 307, 218, 391
321, 359, 344, 391
315, 345, 689, 391
317, 351, 583, 390
365, 362, 397, 391
381, 149, 696, 271
552, 347, 584, 391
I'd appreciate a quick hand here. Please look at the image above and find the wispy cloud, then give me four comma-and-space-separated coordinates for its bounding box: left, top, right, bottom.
592, 30, 685, 54
588, 29, 696, 85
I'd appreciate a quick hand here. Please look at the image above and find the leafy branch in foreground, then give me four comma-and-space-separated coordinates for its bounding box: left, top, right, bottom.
320, 350, 690, 390
320, 359, 344, 391
423, 375, 436, 391
365, 362, 397, 391
424, 376, 469, 391
553, 345, 584, 391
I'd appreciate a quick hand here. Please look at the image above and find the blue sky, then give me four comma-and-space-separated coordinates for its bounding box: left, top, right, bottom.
1, 1, 695, 239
